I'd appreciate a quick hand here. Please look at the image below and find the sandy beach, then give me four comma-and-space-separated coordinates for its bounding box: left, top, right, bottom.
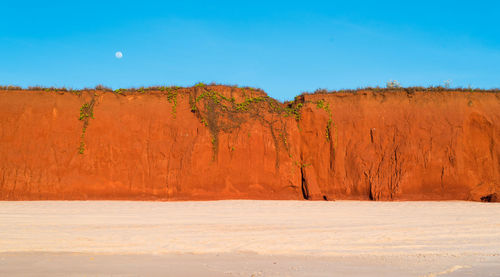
1, 200, 499, 276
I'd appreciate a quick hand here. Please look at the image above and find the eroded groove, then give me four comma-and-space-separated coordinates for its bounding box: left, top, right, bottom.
300, 167, 310, 200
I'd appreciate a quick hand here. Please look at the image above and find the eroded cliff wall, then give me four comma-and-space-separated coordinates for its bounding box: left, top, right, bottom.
1, 86, 499, 201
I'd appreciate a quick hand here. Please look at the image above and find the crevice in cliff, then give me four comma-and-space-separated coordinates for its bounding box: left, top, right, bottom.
480, 193, 498, 202
368, 189, 374, 200
440, 167, 445, 190
300, 167, 310, 200
268, 123, 280, 169
388, 142, 403, 200
365, 172, 375, 200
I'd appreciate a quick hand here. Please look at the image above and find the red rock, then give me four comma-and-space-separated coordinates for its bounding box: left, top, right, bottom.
0, 86, 498, 201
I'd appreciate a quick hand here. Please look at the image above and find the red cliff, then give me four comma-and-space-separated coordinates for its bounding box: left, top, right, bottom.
1, 86, 499, 201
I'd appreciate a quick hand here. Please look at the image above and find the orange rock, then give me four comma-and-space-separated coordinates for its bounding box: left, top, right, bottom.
0, 86, 498, 201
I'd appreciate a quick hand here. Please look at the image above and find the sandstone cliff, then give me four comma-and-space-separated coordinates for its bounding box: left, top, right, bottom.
1, 86, 499, 201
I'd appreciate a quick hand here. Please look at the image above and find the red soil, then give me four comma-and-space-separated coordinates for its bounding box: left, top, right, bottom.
0, 86, 499, 201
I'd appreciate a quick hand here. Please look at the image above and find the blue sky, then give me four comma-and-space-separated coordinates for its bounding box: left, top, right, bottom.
1, 1, 499, 100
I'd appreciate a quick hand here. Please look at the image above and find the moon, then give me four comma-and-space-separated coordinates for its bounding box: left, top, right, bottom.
115, 51, 123, 59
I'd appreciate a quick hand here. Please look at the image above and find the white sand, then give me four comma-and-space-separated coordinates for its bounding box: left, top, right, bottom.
1, 200, 499, 276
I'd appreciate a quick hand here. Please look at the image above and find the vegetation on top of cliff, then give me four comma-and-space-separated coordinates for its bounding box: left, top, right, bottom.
386, 80, 402, 88
3, 84, 499, 96
0, 83, 267, 94
303, 86, 500, 96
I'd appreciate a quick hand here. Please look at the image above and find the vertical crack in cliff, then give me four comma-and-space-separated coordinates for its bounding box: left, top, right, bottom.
206, 99, 221, 161
368, 186, 374, 200
440, 167, 445, 190
268, 122, 280, 169
300, 167, 310, 200
364, 172, 374, 200
391, 147, 398, 199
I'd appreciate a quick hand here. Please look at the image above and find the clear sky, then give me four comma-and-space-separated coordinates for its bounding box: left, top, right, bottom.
1, 1, 499, 100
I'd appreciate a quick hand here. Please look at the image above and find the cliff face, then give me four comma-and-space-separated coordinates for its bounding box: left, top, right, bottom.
1, 86, 499, 201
